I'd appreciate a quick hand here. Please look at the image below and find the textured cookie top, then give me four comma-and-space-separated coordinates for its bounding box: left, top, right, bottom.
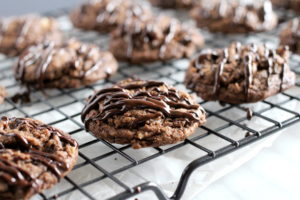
15, 39, 118, 89
82, 79, 206, 129
70, 0, 153, 33
0, 15, 62, 56
191, 0, 278, 33
280, 17, 300, 54
185, 43, 296, 103
110, 15, 204, 62
0, 117, 78, 200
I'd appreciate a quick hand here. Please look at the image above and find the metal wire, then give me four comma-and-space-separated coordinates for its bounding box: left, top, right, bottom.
0, 9, 299, 200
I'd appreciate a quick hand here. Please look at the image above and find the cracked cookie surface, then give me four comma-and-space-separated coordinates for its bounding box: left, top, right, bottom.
81, 79, 206, 149
0, 117, 78, 200
15, 39, 118, 89
185, 43, 296, 104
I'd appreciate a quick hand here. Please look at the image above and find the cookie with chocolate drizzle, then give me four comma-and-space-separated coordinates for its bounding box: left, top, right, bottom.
190, 0, 278, 34
280, 17, 300, 54
14, 39, 118, 89
149, 0, 196, 9
0, 15, 62, 56
0, 117, 78, 200
81, 79, 206, 149
70, 0, 153, 33
110, 15, 204, 63
185, 43, 296, 104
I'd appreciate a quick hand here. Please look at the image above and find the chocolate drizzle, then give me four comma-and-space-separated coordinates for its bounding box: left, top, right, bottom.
192, 43, 291, 102
159, 20, 177, 58
0, 117, 78, 191
118, 16, 187, 61
15, 40, 109, 89
244, 54, 253, 101
213, 49, 228, 97
81, 80, 203, 130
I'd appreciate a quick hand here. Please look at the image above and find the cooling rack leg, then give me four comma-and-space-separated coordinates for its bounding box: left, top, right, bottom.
107, 182, 170, 200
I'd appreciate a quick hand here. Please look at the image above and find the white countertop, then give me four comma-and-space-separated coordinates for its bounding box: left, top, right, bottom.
195, 122, 300, 200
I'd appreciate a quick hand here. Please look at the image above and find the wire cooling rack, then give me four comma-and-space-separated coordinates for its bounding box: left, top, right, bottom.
0, 8, 300, 200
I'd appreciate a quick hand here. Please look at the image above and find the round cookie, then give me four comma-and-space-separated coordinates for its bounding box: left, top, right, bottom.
0, 15, 62, 56
70, 0, 153, 33
149, 0, 196, 9
190, 0, 278, 34
0, 117, 78, 200
280, 17, 300, 54
110, 16, 204, 63
185, 43, 296, 104
15, 39, 118, 89
81, 79, 206, 149
0, 86, 6, 104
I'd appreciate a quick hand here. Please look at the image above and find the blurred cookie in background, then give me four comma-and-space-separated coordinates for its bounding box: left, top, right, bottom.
15, 39, 118, 89
70, 0, 153, 33
0, 15, 62, 56
190, 0, 278, 34
110, 15, 204, 63
271, 0, 300, 12
280, 17, 300, 54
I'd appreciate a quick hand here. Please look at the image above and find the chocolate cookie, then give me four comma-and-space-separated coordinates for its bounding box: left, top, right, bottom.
0, 86, 6, 104
15, 39, 118, 89
185, 43, 296, 104
271, 0, 300, 12
280, 18, 300, 54
0, 117, 78, 200
0, 15, 62, 56
110, 16, 204, 63
149, 0, 196, 9
70, 0, 153, 33
190, 0, 278, 34
81, 79, 206, 149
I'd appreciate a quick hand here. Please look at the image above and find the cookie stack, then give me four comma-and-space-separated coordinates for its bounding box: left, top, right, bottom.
0, 0, 298, 198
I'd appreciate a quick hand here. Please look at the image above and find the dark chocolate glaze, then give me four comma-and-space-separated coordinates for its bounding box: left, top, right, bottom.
244, 54, 253, 101
81, 81, 203, 130
193, 43, 289, 102
0, 117, 77, 189
213, 49, 228, 97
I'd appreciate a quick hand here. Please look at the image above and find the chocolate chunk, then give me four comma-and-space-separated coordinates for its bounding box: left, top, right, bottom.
0, 117, 78, 200
185, 43, 296, 104
14, 39, 118, 89
81, 79, 206, 149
